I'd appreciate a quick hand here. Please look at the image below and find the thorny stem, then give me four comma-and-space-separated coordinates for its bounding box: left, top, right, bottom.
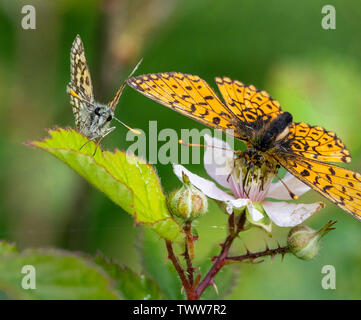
194, 212, 246, 298
166, 212, 289, 300
184, 221, 194, 287
165, 240, 196, 300
195, 236, 233, 297
225, 245, 290, 263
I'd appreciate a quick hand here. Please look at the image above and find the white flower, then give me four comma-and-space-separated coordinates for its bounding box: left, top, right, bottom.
173, 134, 325, 229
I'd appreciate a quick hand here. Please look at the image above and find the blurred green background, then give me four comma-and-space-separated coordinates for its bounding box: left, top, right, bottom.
1, 0, 361, 299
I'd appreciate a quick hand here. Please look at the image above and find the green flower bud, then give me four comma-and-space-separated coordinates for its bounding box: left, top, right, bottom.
168, 173, 208, 221
287, 221, 336, 260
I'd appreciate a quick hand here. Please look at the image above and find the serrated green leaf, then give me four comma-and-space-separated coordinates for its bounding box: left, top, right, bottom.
0, 249, 120, 300
94, 252, 165, 300
27, 128, 184, 242
0, 241, 18, 259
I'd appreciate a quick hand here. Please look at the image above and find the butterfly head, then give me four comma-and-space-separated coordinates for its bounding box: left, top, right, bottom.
253, 112, 293, 152
92, 105, 114, 128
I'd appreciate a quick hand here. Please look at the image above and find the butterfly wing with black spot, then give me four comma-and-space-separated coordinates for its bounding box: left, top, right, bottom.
216, 76, 352, 163
280, 122, 352, 163
127, 72, 249, 140
215, 76, 283, 125
128, 72, 361, 221
274, 153, 361, 220
67, 35, 94, 129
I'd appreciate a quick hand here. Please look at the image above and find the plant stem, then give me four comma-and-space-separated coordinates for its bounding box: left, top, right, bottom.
184, 221, 194, 287
166, 209, 290, 300
195, 234, 234, 298
226, 245, 290, 263
167, 211, 291, 299
165, 240, 196, 300
194, 213, 245, 298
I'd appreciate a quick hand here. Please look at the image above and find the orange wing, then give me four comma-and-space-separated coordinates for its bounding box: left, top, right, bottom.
215, 76, 352, 163
215, 76, 283, 124
127, 72, 249, 140
283, 122, 351, 163
274, 154, 361, 220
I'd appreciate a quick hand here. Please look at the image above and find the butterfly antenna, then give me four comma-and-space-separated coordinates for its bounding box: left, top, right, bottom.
108, 58, 143, 110
113, 116, 141, 135
117, 58, 143, 95
120, 58, 143, 90
178, 140, 236, 153
127, 58, 143, 79
275, 173, 298, 200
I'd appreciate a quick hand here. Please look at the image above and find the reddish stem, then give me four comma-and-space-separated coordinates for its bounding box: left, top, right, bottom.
184, 221, 194, 286
226, 245, 289, 263
166, 213, 251, 300
194, 213, 245, 298
195, 233, 235, 298
165, 240, 196, 300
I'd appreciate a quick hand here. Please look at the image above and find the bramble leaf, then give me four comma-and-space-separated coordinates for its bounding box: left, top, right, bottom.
94, 252, 165, 300
27, 128, 184, 242
0, 248, 119, 299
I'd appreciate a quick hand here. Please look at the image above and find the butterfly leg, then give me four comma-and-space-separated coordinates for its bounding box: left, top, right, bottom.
274, 173, 298, 200
92, 127, 116, 156
227, 172, 232, 183
79, 139, 94, 152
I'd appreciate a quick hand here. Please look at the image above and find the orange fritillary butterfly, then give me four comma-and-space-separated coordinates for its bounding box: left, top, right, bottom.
127, 72, 361, 221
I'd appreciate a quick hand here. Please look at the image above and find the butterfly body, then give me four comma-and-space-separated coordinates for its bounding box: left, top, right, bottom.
128, 72, 361, 221
75, 101, 115, 141
247, 111, 293, 153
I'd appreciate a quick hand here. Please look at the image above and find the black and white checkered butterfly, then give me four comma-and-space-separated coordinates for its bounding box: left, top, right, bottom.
67, 34, 141, 143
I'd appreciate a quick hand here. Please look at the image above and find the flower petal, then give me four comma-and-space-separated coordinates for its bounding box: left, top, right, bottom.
245, 202, 272, 234
267, 173, 311, 200
173, 164, 234, 202
225, 198, 251, 214
247, 204, 264, 222
263, 200, 325, 227
203, 134, 234, 189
